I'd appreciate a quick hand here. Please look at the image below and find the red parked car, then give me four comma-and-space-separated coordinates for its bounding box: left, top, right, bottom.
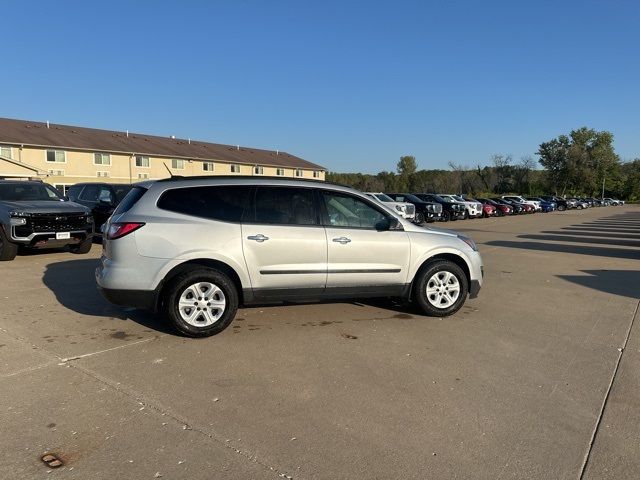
481, 203, 496, 217
477, 198, 512, 216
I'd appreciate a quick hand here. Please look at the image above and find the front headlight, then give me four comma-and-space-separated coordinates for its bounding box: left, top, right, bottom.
10, 217, 27, 226
395, 205, 404, 212
457, 235, 478, 251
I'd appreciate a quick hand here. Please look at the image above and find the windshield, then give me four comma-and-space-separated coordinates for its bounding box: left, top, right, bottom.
374, 193, 394, 202
0, 183, 63, 201
452, 195, 466, 202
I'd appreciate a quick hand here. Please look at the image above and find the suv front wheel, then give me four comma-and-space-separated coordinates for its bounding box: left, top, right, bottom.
0, 227, 18, 261
414, 260, 468, 316
164, 268, 238, 337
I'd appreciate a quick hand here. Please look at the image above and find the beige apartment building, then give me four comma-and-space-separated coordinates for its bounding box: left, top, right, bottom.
0, 118, 325, 194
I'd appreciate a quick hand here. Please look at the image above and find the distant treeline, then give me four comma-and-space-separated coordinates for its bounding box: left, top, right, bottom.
326, 127, 640, 200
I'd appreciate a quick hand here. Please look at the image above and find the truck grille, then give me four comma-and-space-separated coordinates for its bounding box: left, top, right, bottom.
13, 213, 91, 238
405, 204, 415, 215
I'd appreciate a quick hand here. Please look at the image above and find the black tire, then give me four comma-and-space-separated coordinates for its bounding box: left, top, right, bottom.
69, 236, 93, 254
414, 212, 425, 225
463, 210, 469, 220
413, 260, 469, 317
441, 211, 450, 222
164, 268, 238, 337
0, 227, 18, 261
558, 205, 566, 211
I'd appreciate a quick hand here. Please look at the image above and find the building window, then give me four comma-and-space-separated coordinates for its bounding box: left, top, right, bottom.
171, 159, 184, 169
254, 165, 264, 175
97, 171, 110, 178
313, 170, 320, 178
54, 184, 69, 195
46, 150, 66, 163
94, 152, 111, 165
230, 164, 241, 173
202, 162, 214, 172
138, 173, 149, 179
276, 168, 285, 176
135, 155, 150, 167
48, 169, 65, 176
295, 169, 303, 177
0, 145, 12, 159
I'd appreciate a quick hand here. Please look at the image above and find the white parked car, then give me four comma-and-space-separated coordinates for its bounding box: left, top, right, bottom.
96, 177, 484, 337
502, 195, 541, 211
365, 192, 416, 220
440, 194, 482, 219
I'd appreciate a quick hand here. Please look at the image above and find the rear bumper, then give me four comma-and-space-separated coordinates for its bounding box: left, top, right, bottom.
97, 285, 155, 310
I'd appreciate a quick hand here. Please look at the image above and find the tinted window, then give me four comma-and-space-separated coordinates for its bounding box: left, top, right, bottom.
113, 185, 132, 202
67, 185, 83, 200
322, 192, 387, 229
157, 185, 251, 222
252, 187, 317, 225
0, 183, 62, 201
113, 186, 148, 215
79, 185, 100, 201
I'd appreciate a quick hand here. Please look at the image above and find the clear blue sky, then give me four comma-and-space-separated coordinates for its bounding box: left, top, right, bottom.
2, 0, 638, 173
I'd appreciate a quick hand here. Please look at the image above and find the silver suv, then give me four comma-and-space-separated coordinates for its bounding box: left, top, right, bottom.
96, 177, 483, 337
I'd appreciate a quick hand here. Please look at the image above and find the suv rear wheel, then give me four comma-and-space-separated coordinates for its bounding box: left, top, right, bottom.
164, 268, 238, 337
0, 228, 18, 261
414, 260, 468, 316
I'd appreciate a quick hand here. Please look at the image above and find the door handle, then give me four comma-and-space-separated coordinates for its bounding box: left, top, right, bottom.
332, 237, 351, 244
247, 234, 269, 242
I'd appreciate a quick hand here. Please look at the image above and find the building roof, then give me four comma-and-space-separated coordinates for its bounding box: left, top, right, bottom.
0, 117, 324, 171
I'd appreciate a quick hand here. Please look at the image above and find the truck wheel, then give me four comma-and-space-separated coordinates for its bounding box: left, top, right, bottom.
0, 228, 18, 261
70, 236, 93, 254
414, 260, 469, 317
164, 268, 238, 337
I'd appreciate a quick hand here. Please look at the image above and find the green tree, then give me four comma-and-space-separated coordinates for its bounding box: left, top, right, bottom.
397, 156, 417, 176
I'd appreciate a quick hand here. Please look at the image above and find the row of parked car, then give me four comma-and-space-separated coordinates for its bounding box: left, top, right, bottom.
364, 192, 626, 224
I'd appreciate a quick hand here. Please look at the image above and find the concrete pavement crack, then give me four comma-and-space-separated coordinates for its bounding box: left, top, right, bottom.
578, 298, 640, 480
66, 360, 290, 480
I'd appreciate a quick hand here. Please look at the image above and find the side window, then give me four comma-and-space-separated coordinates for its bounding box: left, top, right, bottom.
67, 185, 82, 200
98, 187, 114, 203
157, 185, 251, 222
322, 192, 387, 229
79, 185, 99, 201
252, 187, 317, 225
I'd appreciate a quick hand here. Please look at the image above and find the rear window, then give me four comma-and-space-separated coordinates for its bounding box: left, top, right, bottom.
113, 186, 148, 215
157, 185, 251, 222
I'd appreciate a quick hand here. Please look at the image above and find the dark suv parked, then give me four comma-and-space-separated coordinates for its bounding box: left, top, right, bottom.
411, 194, 466, 222
384, 193, 442, 223
68, 183, 132, 231
0, 180, 93, 261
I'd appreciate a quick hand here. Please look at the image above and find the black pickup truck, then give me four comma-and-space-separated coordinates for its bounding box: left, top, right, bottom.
0, 180, 94, 261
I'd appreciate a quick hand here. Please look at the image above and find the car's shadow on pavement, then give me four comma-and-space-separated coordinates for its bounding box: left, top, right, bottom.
42, 258, 175, 334
557, 270, 640, 299
42, 258, 427, 335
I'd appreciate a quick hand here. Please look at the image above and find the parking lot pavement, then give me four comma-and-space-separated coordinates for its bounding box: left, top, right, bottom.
1, 205, 638, 479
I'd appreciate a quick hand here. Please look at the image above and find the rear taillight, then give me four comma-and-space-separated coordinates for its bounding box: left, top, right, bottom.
107, 222, 145, 240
